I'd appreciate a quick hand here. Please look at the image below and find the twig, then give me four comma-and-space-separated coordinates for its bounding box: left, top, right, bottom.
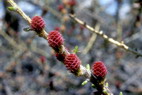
0, 29, 49, 71
7, 0, 90, 78
7, 0, 48, 39
124, 30, 142, 43
28, 0, 62, 19
3, 80, 13, 95
0, 30, 21, 50
69, 14, 142, 57
83, 33, 97, 54
120, 68, 142, 90
82, 25, 99, 54
7, 0, 31, 24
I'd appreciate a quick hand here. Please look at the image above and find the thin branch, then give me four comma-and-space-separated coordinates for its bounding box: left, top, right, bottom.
3, 80, 13, 95
7, 0, 31, 24
7, 0, 90, 78
82, 24, 100, 54
83, 33, 97, 54
7, 0, 48, 39
69, 14, 142, 57
0, 29, 22, 50
120, 68, 142, 90
28, 0, 62, 19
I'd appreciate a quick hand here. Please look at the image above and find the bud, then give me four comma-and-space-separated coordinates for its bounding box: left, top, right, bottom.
31, 16, 45, 33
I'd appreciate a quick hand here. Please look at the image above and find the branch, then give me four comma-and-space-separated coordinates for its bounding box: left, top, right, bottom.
7, 0, 48, 39
7, 0, 90, 79
69, 14, 142, 57
82, 24, 99, 54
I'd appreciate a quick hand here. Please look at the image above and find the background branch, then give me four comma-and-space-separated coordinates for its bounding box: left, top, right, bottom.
69, 14, 142, 57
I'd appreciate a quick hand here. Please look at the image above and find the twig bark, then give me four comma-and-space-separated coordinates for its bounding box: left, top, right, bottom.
7, 0, 48, 39
69, 14, 142, 57
3, 80, 13, 95
82, 24, 99, 54
7, 0, 90, 77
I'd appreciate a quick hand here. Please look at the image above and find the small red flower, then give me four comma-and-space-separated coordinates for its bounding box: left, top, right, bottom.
31, 16, 45, 32
54, 27, 60, 31
92, 61, 107, 78
39, 56, 46, 64
55, 53, 66, 62
48, 30, 64, 49
67, 0, 77, 7
58, 4, 64, 11
64, 54, 81, 73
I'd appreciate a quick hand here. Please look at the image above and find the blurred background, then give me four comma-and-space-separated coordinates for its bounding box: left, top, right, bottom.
0, 0, 142, 95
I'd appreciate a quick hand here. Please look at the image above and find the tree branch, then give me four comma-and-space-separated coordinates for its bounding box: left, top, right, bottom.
69, 14, 142, 57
